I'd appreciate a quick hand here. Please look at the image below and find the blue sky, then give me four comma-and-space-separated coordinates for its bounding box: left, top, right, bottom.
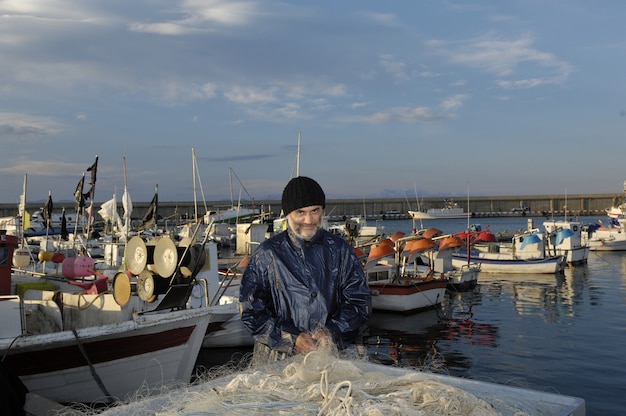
1, 0, 625, 206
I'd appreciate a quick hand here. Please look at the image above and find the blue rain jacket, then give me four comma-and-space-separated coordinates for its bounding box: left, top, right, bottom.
239, 228, 370, 353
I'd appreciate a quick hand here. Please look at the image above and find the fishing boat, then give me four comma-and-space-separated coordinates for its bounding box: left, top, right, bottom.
451, 229, 565, 274
203, 167, 260, 225
201, 256, 254, 348
408, 199, 470, 220
426, 235, 481, 291
1, 233, 236, 407
543, 218, 589, 264
581, 218, 626, 251
364, 235, 449, 313
604, 179, 626, 218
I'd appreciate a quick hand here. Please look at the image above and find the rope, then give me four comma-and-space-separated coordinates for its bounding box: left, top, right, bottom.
71, 328, 113, 401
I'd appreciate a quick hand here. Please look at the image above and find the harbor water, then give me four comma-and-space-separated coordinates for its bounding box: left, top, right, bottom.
197, 216, 625, 416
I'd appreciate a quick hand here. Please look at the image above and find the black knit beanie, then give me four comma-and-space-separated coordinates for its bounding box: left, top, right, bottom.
281, 176, 326, 215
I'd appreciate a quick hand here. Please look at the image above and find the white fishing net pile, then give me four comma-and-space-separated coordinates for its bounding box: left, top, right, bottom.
87, 349, 520, 416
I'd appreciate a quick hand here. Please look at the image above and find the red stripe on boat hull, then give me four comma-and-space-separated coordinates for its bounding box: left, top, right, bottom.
4, 326, 195, 376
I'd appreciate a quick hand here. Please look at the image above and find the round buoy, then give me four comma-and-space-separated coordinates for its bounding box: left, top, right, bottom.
62, 257, 76, 277
51, 252, 65, 264
180, 245, 204, 277
113, 271, 134, 306
73, 256, 95, 277
38, 251, 53, 262
125, 236, 147, 275
12, 248, 30, 268
153, 237, 178, 278
136, 269, 168, 303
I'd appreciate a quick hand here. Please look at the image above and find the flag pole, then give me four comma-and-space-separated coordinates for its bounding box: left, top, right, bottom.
123, 156, 129, 242
84, 156, 98, 245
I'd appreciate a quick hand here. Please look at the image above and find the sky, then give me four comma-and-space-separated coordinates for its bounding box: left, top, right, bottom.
1, 0, 626, 207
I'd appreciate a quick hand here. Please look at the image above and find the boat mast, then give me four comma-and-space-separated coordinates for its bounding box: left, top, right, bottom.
122, 157, 130, 241
18, 173, 27, 247
192, 148, 198, 222
563, 188, 567, 222
466, 181, 470, 230
412, 182, 423, 231
229, 166, 234, 207
296, 130, 301, 177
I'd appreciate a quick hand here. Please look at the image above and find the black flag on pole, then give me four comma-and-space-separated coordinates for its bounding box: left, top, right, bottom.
43, 194, 53, 229
74, 175, 86, 211
61, 209, 69, 240
139, 187, 158, 231
87, 156, 98, 186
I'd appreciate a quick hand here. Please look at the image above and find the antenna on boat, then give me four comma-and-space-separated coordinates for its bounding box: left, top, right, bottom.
18, 173, 27, 248
122, 156, 131, 242
296, 130, 301, 177
192, 149, 198, 222
413, 182, 423, 231
289, 130, 302, 180
466, 181, 470, 231
563, 188, 567, 221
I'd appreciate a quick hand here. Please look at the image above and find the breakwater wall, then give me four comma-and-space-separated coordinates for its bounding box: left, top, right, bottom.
2, 193, 619, 221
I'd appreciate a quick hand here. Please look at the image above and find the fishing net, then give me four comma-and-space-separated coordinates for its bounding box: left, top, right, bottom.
47, 335, 584, 416
85, 349, 510, 416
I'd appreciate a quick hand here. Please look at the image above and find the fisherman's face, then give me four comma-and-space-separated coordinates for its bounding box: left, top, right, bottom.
287, 205, 323, 241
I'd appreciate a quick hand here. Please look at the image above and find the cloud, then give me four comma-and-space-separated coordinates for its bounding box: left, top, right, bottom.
129, 22, 202, 36
350, 101, 371, 109
344, 94, 464, 124
224, 86, 279, 105
0, 112, 62, 140
0, 159, 90, 175
495, 78, 544, 90
428, 34, 573, 88
439, 94, 468, 111
351, 106, 443, 123
379, 54, 411, 82
128, 0, 262, 35
221, 79, 348, 121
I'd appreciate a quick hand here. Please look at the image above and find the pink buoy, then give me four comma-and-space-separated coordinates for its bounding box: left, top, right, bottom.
62, 257, 76, 278
73, 256, 95, 277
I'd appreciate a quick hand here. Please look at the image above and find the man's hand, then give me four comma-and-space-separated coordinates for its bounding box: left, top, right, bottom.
294, 332, 317, 354
294, 328, 332, 354
312, 328, 332, 349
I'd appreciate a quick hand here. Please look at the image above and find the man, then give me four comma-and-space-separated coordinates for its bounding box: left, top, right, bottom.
239, 176, 371, 365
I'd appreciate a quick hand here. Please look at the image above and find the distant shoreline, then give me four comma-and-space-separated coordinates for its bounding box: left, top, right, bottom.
1, 193, 618, 222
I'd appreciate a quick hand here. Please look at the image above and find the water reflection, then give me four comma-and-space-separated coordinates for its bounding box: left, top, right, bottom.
364, 309, 447, 368
364, 290, 499, 372
443, 291, 499, 348
362, 267, 597, 379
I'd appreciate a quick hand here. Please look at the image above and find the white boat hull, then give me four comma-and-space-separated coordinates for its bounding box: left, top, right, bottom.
408, 209, 469, 220
445, 266, 480, 290
369, 279, 448, 313
582, 226, 626, 251
2, 303, 229, 404
451, 253, 564, 274
554, 246, 590, 264
586, 238, 626, 251
203, 313, 254, 348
